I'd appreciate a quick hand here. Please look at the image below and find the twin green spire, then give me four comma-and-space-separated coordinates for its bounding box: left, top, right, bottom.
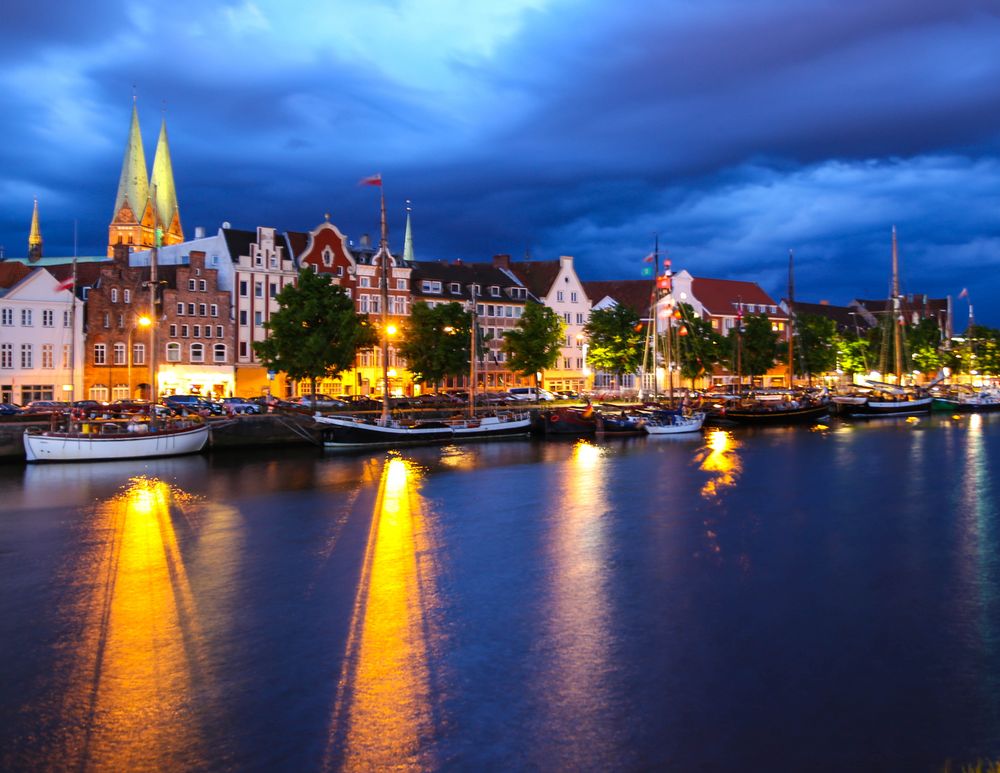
112, 100, 181, 232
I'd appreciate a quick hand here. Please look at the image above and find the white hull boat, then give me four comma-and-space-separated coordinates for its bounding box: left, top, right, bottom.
24, 422, 210, 462
643, 411, 706, 435
316, 412, 532, 449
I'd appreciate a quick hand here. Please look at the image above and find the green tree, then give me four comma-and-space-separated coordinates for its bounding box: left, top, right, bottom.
907, 317, 945, 376
502, 302, 564, 386
794, 313, 838, 383
835, 334, 872, 376
583, 304, 644, 388
675, 304, 725, 387
252, 269, 376, 398
396, 301, 471, 388
727, 313, 778, 383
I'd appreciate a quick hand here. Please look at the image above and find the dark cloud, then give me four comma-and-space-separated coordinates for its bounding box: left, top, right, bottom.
2, 0, 1000, 323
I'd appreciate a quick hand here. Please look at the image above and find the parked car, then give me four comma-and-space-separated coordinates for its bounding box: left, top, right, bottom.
163, 395, 224, 415
336, 395, 382, 411
22, 400, 70, 414
221, 397, 262, 414
0, 403, 22, 416
554, 390, 580, 401
291, 395, 349, 410
508, 387, 557, 402
476, 391, 515, 405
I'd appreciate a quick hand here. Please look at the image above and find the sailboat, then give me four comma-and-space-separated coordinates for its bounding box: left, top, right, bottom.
317, 189, 530, 450
833, 228, 932, 418
24, 205, 209, 462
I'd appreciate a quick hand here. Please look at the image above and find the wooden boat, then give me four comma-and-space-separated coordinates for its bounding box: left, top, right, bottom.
643, 410, 706, 435
596, 410, 646, 436
532, 406, 597, 436
836, 393, 932, 418
707, 400, 829, 425
317, 411, 531, 449
932, 387, 1000, 413
24, 420, 209, 462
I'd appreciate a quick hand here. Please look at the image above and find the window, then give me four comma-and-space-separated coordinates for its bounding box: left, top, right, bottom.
239, 280, 248, 297
113, 343, 126, 365
187, 303, 195, 315
21, 309, 32, 326
117, 314, 125, 328
182, 325, 189, 338
0, 343, 11, 368
421, 280, 441, 293
177, 303, 185, 315
450, 282, 461, 294
576, 313, 585, 324
477, 304, 485, 315
211, 304, 218, 317
490, 286, 500, 297
193, 325, 201, 338
1, 308, 11, 326
239, 310, 248, 326
18, 346, 32, 369
133, 343, 145, 365
396, 279, 407, 290
42, 309, 54, 327
204, 326, 212, 338
322, 248, 333, 268
254, 311, 263, 327
62, 344, 70, 369
88, 383, 109, 401
111, 288, 119, 302
63, 309, 71, 327
166, 343, 181, 362
570, 292, 578, 303
188, 279, 196, 291
169, 324, 177, 337
190, 343, 204, 363
370, 297, 380, 314
216, 325, 223, 338
576, 358, 583, 369
112, 384, 129, 401
269, 283, 277, 298
239, 341, 248, 358
336, 266, 344, 277
506, 306, 514, 318
94, 344, 106, 365
124, 289, 131, 303
359, 295, 369, 313
564, 312, 571, 323
471, 284, 480, 297
199, 279, 207, 292
213, 344, 226, 363
199, 303, 207, 316
360, 277, 371, 288
563, 358, 571, 369
254, 282, 263, 298
556, 291, 564, 302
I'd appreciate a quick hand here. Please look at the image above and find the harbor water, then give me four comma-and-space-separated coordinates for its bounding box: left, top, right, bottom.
1, 414, 999, 770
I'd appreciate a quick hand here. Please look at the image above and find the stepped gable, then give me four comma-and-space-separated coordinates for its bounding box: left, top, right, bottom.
692, 276, 786, 317
582, 279, 655, 315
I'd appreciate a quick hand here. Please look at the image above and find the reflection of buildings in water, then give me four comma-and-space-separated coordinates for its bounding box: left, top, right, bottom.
697, 429, 742, 499
533, 440, 617, 767
50, 477, 211, 770
327, 456, 441, 770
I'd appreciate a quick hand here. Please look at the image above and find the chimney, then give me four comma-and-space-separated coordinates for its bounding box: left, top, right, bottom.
360, 233, 371, 248
112, 243, 130, 265
492, 254, 511, 270
194, 226, 205, 239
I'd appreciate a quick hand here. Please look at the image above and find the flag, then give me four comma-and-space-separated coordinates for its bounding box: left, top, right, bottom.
359, 173, 382, 186
633, 321, 644, 332
643, 253, 655, 263
55, 277, 74, 292
959, 288, 969, 299
582, 403, 594, 418
640, 266, 653, 277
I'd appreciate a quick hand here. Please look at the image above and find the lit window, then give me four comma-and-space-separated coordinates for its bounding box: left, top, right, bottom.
190, 343, 204, 363
166, 343, 181, 362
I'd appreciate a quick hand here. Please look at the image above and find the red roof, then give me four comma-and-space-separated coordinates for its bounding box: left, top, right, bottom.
0, 262, 31, 289
507, 260, 561, 299
691, 276, 786, 318
582, 279, 656, 316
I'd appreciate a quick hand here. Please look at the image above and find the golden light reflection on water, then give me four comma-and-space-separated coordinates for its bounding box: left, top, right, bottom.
697, 429, 742, 499
534, 439, 615, 766
327, 456, 440, 771
55, 476, 208, 771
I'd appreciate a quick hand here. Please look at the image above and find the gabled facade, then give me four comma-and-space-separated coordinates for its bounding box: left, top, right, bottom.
506, 255, 591, 393
0, 267, 84, 405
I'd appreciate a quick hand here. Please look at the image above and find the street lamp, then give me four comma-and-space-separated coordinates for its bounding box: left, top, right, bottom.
128, 315, 152, 400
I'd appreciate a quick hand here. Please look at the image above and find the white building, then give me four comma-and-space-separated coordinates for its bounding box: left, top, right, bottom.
0, 266, 84, 405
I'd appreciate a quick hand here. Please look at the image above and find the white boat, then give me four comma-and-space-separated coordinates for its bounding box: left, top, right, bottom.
316, 411, 532, 449
24, 421, 209, 462
643, 411, 706, 435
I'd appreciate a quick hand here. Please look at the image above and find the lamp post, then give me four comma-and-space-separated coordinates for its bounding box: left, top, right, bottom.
128, 315, 152, 400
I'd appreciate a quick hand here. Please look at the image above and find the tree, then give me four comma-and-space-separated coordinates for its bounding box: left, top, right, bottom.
396, 301, 471, 388
253, 269, 376, 398
502, 302, 564, 386
835, 334, 872, 376
726, 313, 778, 383
907, 317, 945, 376
794, 313, 837, 383
583, 304, 644, 388
675, 304, 725, 387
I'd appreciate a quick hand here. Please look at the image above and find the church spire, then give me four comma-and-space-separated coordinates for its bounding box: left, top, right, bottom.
112, 101, 149, 224
402, 200, 414, 262
28, 197, 43, 261
150, 115, 182, 243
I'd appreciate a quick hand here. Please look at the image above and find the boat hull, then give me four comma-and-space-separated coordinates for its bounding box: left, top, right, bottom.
532, 408, 597, 436
708, 403, 829, 425
838, 396, 933, 418
932, 397, 1000, 413
643, 412, 706, 435
318, 414, 531, 449
23, 424, 210, 462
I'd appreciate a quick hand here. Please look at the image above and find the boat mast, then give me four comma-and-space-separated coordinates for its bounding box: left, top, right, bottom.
664, 251, 674, 405
378, 184, 391, 424
787, 249, 795, 389
891, 226, 903, 384
149, 185, 160, 414
71, 221, 78, 407
468, 284, 477, 419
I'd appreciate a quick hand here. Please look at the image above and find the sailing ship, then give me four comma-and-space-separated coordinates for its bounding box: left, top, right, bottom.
318, 185, 530, 449
642, 409, 706, 435
24, 197, 210, 462
833, 228, 932, 418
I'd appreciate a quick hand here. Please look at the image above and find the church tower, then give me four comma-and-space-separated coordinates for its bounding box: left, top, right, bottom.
108, 99, 152, 256
150, 116, 183, 247
28, 197, 43, 262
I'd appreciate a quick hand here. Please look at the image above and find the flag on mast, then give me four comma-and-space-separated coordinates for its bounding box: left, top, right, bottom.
359, 173, 382, 186
958, 287, 969, 299
55, 277, 74, 292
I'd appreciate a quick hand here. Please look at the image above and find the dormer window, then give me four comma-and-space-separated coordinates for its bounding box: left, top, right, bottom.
470, 283, 481, 297
421, 280, 442, 293
490, 286, 500, 297
450, 282, 461, 294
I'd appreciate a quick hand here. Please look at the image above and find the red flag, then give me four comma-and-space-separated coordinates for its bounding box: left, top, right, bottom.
55, 277, 74, 292
359, 173, 382, 186
663, 258, 671, 269
642, 253, 655, 263
959, 288, 969, 299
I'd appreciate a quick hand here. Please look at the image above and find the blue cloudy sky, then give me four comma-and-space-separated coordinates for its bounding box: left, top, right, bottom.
2, 0, 999, 323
